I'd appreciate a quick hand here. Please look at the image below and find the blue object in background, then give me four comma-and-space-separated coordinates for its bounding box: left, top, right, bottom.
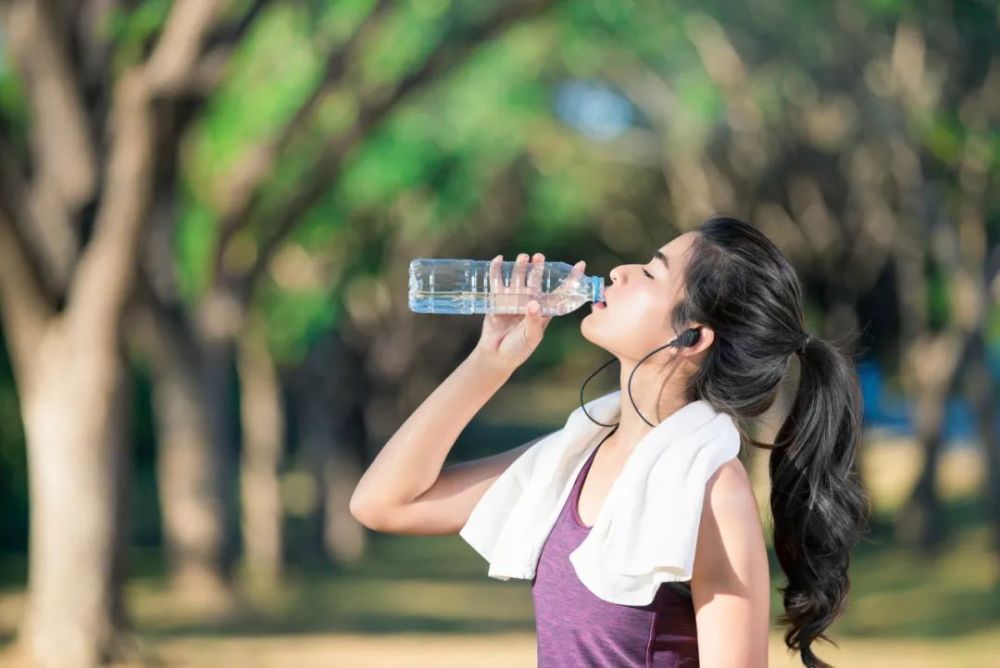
553, 79, 635, 142
857, 352, 998, 450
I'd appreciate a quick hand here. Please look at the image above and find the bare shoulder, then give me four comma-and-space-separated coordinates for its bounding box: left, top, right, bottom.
707, 458, 758, 510
692, 457, 770, 591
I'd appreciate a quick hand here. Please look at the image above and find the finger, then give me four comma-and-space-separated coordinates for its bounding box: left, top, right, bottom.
487, 255, 503, 315
489, 254, 502, 293
523, 299, 543, 340
529, 299, 553, 333
528, 252, 544, 297
553, 260, 586, 294
513, 252, 529, 292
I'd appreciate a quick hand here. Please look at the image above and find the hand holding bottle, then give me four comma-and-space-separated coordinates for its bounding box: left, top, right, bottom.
473, 252, 586, 371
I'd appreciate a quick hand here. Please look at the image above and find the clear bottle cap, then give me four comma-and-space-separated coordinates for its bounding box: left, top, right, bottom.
590, 276, 605, 304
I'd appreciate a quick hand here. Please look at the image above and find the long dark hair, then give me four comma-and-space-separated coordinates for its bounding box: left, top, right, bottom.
674, 216, 871, 667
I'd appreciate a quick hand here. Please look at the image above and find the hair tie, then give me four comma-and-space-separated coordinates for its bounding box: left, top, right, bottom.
797, 334, 812, 355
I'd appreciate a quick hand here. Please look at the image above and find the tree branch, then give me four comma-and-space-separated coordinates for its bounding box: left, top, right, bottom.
180, 0, 278, 95
132, 255, 204, 378
0, 210, 53, 389
202, 0, 274, 52
0, 134, 70, 305
144, 0, 226, 95
65, 70, 155, 341
1, 0, 98, 210
212, 0, 394, 256
229, 0, 559, 291
68, 0, 229, 339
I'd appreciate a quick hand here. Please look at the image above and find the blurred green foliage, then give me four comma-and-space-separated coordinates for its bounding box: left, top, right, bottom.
104, 0, 172, 67
0, 0, 997, 553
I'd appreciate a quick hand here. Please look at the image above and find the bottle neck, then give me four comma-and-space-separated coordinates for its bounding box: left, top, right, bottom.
590, 276, 605, 303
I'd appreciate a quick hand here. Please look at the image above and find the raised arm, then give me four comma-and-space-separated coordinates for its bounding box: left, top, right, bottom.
349, 349, 517, 534
349, 251, 580, 534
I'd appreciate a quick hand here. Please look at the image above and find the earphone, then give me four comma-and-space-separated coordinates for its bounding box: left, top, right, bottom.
580, 326, 705, 428
674, 327, 703, 348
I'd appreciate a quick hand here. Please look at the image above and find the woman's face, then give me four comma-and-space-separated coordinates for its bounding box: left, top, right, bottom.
582, 232, 701, 362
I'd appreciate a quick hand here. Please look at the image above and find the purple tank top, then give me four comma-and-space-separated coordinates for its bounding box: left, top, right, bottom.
530, 430, 700, 667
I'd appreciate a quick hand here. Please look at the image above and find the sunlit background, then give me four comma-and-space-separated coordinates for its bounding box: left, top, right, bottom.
0, 0, 998, 666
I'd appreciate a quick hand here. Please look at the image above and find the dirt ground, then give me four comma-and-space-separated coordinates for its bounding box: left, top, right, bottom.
121, 628, 1000, 667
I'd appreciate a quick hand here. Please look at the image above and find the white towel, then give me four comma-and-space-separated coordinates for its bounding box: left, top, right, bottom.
459, 389, 741, 606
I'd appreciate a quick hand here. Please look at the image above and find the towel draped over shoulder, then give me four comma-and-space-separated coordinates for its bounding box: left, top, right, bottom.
459, 389, 741, 606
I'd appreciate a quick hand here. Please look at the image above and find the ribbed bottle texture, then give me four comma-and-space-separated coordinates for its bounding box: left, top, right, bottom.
408, 258, 605, 316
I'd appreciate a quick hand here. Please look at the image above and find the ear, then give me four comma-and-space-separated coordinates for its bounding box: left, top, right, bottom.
688, 325, 715, 356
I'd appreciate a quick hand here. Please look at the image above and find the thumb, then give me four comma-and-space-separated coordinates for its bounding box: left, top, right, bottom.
534, 300, 554, 330
523, 299, 543, 340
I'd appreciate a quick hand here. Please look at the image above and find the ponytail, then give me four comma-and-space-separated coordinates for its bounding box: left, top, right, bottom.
768, 335, 872, 667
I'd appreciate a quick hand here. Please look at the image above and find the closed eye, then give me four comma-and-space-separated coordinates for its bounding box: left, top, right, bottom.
642, 268, 654, 279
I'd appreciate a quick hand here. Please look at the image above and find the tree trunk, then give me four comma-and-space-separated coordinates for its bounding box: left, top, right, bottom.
966, 329, 1000, 577
129, 266, 245, 604
321, 426, 367, 564
0, 62, 156, 667
296, 385, 368, 566
18, 322, 129, 668
149, 331, 234, 602
896, 424, 947, 550
237, 317, 285, 588
197, 314, 242, 584
291, 332, 368, 565
896, 333, 970, 551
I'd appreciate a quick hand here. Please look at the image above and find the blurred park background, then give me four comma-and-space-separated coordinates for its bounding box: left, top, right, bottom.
0, 0, 998, 666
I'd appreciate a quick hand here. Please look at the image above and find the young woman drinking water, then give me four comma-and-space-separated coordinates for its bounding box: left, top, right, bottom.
350, 216, 870, 668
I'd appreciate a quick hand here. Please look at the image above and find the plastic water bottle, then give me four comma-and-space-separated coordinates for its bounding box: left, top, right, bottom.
408, 258, 606, 316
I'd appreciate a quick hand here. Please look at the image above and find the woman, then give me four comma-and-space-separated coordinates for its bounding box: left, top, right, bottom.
350, 216, 871, 667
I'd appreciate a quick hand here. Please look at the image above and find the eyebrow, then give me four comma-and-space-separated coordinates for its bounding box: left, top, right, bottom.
653, 250, 669, 270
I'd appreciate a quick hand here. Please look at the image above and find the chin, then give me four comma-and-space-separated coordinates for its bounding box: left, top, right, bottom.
580, 319, 610, 350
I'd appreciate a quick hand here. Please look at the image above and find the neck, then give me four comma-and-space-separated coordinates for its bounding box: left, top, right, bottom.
605, 358, 691, 455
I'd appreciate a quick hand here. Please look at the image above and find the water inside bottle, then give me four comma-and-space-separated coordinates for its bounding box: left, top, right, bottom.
409, 288, 591, 316
408, 258, 604, 316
